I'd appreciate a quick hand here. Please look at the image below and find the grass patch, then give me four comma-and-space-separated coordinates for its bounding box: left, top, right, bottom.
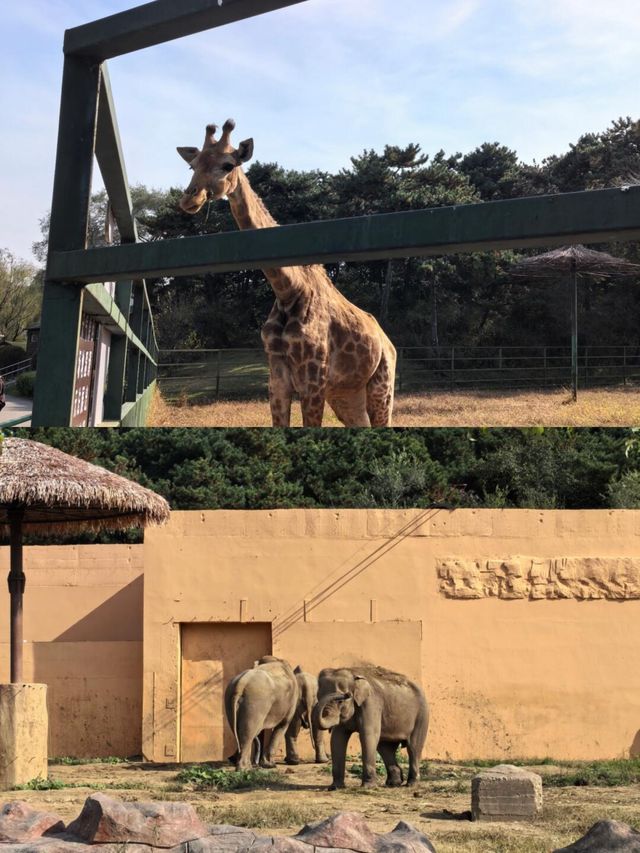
50, 755, 127, 766
14, 777, 147, 792
176, 766, 280, 791
13, 777, 66, 791
202, 801, 327, 829
543, 759, 640, 787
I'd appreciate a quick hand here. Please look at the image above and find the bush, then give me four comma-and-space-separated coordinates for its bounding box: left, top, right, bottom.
15, 371, 35, 398
607, 471, 640, 508
175, 765, 280, 790
0, 343, 26, 368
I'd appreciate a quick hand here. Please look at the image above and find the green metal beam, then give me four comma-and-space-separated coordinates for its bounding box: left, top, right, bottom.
64, 0, 308, 59
84, 283, 155, 362
95, 64, 137, 243
47, 185, 640, 283
32, 56, 101, 427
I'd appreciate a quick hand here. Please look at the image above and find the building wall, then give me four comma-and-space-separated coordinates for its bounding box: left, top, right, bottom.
0, 543, 143, 758
143, 509, 640, 763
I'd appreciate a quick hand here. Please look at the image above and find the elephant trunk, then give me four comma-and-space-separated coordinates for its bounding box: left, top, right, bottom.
313, 691, 347, 730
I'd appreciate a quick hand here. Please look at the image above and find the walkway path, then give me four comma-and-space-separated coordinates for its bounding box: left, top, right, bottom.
0, 394, 32, 426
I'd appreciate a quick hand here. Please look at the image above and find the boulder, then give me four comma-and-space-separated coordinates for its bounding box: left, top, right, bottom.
0, 801, 64, 843
553, 820, 640, 852
65, 792, 207, 847
295, 812, 378, 853
377, 820, 437, 853
471, 764, 542, 822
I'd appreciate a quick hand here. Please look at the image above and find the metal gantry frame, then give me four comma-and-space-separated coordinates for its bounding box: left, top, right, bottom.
33, 0, 640, 425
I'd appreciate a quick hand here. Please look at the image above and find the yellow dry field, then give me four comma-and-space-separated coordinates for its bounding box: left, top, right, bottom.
10, 760, 640, 853
149, 387, 640, 427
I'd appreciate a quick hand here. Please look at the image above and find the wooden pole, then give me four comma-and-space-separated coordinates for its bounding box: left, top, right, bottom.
7, 508, 25, 683
570, 260, 578, 401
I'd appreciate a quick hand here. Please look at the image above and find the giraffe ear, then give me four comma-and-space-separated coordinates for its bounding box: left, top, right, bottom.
235, 138, 254, 164
177, 146, 199, 165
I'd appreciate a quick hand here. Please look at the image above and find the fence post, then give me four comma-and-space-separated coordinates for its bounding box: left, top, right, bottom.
498, 346, 502, 372
450, 346, 455, 389
584, 345, 589, 387
398, 347, 404, 393
623, 347, 627, 386
215, 350, 221, 399
543, 346, 547, 385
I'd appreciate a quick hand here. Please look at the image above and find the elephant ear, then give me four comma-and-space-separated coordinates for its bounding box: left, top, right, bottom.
352, 676, 371, 707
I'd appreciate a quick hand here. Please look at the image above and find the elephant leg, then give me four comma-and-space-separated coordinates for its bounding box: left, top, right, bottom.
263, 718, 290, 767
285, 716, 302, 765
378, 741, 403, 787
328, 727, 351, 790
359, 718, 382, 788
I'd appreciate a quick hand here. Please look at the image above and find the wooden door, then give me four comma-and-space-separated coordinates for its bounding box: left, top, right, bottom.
72, 314, 98, 426
180, 622, 272, 762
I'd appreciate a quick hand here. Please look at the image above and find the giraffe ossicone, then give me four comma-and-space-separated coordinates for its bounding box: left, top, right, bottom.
177, 119, 397, 427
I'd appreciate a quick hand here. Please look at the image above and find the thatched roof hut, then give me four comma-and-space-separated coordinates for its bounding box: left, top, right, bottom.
0, 436, 170, 683
511, 244, 640, 278
0, 437, 170, 536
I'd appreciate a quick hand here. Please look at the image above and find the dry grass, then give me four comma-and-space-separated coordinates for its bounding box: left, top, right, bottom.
11, 758, 639, 853
148, 386, 640, 427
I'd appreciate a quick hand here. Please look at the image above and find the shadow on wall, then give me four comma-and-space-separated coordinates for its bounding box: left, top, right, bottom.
630, 730, 640, 758
31, 576, 144, 758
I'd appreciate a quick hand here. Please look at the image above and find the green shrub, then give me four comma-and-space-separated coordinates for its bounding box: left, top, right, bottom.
14, 777, 65, 791
0, 343, 26, 368
15, 371, 35, 398
175, 765, 280, 790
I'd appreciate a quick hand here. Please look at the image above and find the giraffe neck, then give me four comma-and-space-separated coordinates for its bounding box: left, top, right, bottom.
227, 170, 308, 305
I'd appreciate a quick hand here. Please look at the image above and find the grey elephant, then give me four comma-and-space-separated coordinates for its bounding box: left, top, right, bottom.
285, 667, 329, 765
224, 655, 298, 770
313, 664, 429, 789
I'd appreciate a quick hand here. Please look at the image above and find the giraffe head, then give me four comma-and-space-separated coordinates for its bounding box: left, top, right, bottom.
177, 119, 254, 214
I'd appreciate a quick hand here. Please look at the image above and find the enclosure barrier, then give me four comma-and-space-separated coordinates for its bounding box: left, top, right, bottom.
158, 345, 640, 401
33, 0, 640, 425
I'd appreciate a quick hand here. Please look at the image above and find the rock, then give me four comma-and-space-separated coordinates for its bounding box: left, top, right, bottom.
553, 820, 640, 852
295, 812, 378, 853
471, 764, 542, 822
0, 801, 65, 842
65, 792, 207, 847
377, 820, 437, 853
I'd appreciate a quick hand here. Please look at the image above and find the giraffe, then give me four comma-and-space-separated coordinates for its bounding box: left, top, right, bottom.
177, 119, 396, 427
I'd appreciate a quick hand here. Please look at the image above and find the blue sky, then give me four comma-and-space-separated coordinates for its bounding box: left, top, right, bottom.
1, 0, 639, 263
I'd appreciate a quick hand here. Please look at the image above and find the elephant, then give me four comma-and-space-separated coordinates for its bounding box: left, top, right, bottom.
224, 655, 298, 770
285, 667, 329, 765
313, 664, 429, 789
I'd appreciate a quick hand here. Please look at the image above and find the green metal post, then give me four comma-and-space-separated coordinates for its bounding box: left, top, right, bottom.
32, 55, 101, 426
124, 283, 144, 402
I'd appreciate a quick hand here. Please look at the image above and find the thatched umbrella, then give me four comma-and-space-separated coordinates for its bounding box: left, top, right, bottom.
511, 245, 640, 400
0, 437, 170, 682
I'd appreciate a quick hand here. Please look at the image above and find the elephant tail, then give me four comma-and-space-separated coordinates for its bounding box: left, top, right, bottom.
228, 669, 254, 758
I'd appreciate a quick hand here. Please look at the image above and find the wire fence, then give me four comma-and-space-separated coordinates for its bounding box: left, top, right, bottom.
157, 345, 640, 401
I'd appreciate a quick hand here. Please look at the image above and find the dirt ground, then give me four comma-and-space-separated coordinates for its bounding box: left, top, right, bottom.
149, 387, 640, 427
7, 759, 640, 853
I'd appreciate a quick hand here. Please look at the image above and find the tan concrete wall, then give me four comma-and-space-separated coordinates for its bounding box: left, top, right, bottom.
143, 509, 640, 763
0, 544, 143, 758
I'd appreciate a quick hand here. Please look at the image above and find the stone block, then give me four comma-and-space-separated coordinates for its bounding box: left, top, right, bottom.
0, 684, 48, 790
471, 764, 542, 822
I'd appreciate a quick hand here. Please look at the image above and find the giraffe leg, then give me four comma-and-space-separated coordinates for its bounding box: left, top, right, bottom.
366, 348, 396, 427
300, 391, 326, 426
267, 355, 294, 427
327, 387, 371, 427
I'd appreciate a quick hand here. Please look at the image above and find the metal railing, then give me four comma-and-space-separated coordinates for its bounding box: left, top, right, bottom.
0, 358, 33, 385
158, 345, 640, 400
